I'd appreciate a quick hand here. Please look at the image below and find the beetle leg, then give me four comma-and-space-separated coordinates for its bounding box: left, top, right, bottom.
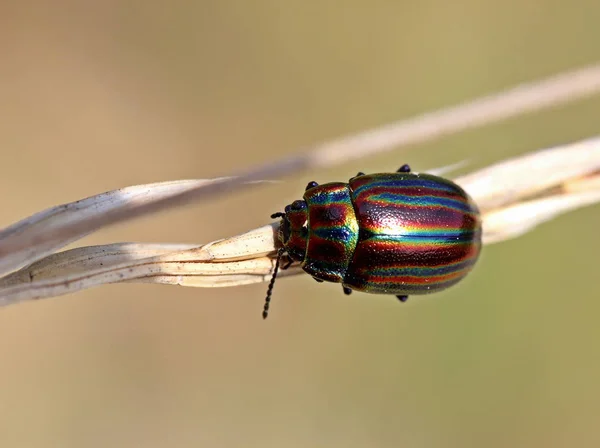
343, 286, 353, 295
397, 164, 411, 173
281, 257, 293, 270
396, 295, 409, 302
271, 212, 286, 219
305, 181, 319, 191
355, 172, 365, 177
313, 277, 324, 283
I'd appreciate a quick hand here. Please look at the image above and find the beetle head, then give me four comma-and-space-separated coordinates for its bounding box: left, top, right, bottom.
275, 199, 308, 262
264, 199, 309, 319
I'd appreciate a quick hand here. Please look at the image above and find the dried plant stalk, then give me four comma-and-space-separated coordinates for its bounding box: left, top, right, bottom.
1, 137, 599, 306
0, 180, 225, 277
457, 136, 600, 210
1, 63, 599, 264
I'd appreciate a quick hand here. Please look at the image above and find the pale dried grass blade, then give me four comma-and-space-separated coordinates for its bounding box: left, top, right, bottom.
0, 179, 227, 277
0, 225, 279, 305
456, 136, 600, 211
1, 137, 599, 306
1, 64, 599, 264
481, 182, 600, 244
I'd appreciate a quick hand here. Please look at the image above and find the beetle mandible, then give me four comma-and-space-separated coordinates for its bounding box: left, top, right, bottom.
263, 164, 482, 318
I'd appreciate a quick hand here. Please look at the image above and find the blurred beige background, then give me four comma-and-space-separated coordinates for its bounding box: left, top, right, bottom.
1, 1, 600, 447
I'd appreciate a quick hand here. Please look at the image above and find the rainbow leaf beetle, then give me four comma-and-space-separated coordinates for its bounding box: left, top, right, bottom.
263, 164, 482, 318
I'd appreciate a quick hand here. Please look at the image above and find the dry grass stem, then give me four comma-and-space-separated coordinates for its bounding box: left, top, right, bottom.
0, 137, 599, 306
1, 64, 599, 263
0, 179, 227, 277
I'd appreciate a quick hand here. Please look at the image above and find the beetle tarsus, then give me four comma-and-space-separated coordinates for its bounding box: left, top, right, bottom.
397, 164, 411, 173
355, 172, 365, 177
305, 181, 319, 191
343, 287, 353, 295
281, 257, 293, 270
396, 295, 409, 302
271, 212, 286, 219
313, 278, 324, 283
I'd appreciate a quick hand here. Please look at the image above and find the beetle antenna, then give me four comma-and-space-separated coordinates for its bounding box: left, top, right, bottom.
263, 248, 285, 319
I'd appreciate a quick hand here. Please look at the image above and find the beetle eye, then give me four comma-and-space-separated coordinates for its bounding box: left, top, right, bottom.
291, 200, 306, 211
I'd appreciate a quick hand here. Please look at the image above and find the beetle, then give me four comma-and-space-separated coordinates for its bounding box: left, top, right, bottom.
263, 164, 482, 318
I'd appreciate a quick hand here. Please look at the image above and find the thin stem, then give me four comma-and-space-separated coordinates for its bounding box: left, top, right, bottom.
1, 63, 600, 262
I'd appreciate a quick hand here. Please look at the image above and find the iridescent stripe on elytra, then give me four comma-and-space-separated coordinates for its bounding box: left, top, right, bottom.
350, 174, 479, 238
352, 242, 479, 277
351, 173, 466, 194
343, 277, 464, 294
343, 235, 481, 294
350, 174, 475, 213
352, 192, 475, 210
